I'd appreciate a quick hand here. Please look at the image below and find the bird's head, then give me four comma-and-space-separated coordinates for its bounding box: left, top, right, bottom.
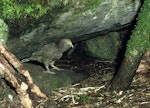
58, 38, 73, 52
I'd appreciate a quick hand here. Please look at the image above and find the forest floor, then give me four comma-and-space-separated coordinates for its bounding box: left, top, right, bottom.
0, 50, 149, 108
51, 50, 150, 108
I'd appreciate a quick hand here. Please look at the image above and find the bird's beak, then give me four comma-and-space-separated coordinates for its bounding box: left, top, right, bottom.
69, 42, 73, 48
71, 44, 74, 48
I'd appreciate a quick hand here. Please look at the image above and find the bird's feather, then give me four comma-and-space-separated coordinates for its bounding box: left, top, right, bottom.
22, 39, 73, 74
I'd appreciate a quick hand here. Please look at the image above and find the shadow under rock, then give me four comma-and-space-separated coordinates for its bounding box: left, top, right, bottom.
23, 63, 88, 95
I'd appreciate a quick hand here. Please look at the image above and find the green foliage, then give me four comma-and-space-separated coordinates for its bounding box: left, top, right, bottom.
125, 0, 150, 57
77, 94, 92, 103
0, 0, 50, 19
81, 0, 102, 10
0, 19, 8, 46
0, 0, 102, 20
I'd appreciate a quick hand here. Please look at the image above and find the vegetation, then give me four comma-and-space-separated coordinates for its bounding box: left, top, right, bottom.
126, 0, 150, 58
80, 0, 102, 10
0, 0, 50, 19
78, 94, 92, 103
0, 0, 102, 20
110, 0, 150, 90
0, 0, 149, 107
0, 19, 8, 46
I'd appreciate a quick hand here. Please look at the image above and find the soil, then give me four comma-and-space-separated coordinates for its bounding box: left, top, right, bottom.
0, 49, 149, 108
50, 50, 150, 108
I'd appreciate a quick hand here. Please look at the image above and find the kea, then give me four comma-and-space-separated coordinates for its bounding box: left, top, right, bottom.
22, 39, 73, 74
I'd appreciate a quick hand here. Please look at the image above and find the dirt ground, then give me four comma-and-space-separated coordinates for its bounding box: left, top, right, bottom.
50, 50, 150, 108
0, 49, 149, 108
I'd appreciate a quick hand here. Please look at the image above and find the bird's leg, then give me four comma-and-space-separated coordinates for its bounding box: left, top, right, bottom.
43, 65, 56, 74
50, 61, 62, 70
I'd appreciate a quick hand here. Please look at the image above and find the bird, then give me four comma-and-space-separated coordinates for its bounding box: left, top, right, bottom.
22, 38, 73, 74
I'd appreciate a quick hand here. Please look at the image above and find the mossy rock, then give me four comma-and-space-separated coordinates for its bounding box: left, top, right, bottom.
23, 63, 87, 95
84, 32, 121, 60
0, 18, 8, 46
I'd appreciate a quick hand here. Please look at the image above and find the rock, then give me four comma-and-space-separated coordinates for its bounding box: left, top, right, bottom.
84, 32, 121, 60
6, 0, 141, 59
23, 63, 88, 95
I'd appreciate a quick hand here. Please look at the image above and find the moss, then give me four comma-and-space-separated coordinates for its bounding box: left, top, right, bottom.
77, 94, 92, 103
0, 19, 8, 46
0, 0, 63, 19
81, 0, 102, 10
125, 0, 150, 57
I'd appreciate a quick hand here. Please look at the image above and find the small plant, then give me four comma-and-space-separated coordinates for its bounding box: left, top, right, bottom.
77, 94, 92, 103
0, 0, 50, 19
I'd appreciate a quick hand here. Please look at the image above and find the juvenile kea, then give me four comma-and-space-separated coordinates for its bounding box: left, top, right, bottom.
22, 39, 73, 74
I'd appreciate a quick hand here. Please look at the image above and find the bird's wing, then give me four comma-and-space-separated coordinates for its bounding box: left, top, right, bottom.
28, 44, 55, 62
27, 42, 63, 66
45, 43, 62, 59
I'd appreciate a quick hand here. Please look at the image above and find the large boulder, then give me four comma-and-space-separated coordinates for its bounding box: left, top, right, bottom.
84, 32, 121, 60
6, 0, 141, 59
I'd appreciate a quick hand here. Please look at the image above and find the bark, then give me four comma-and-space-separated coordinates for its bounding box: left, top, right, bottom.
0, 43, 47, 107
110, 0, 150, 90
110, 55, 142, 90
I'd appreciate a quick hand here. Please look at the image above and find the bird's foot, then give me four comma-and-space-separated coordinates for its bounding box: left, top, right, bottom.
53, 67, 63, 71
43, 70, 56, 74
51, 65, 63, 71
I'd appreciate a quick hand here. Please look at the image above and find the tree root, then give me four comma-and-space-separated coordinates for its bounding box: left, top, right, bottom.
0, 43, 47, 108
